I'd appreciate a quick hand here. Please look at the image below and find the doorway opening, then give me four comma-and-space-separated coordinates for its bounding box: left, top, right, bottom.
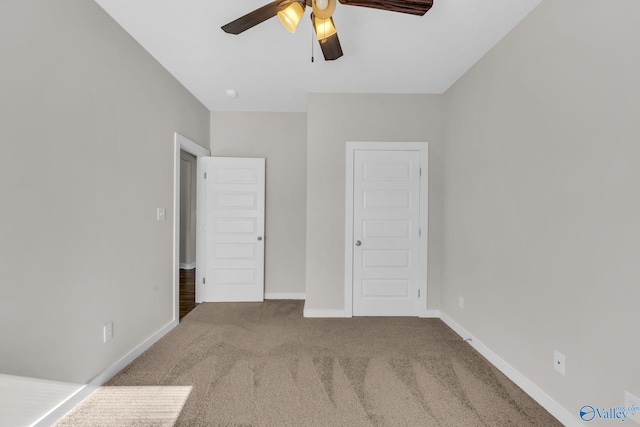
173, 133, 210, 323
179, 149, 198, 319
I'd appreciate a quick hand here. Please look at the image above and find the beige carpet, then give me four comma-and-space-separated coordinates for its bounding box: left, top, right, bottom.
57, 301, 562, 426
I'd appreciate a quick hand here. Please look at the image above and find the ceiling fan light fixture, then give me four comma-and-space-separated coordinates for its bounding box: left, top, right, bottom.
277, 1, 306, 33
312, 0, 336, 19
313, 16, 337, 41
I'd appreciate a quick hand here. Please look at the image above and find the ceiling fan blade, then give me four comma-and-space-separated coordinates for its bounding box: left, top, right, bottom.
318, 33, 343, 61
338, 0, 433, 16
221, 0, 284, 35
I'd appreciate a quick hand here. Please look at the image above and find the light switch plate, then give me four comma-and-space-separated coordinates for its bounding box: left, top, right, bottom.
104, 322, 113, 343
157, 208, 166, 221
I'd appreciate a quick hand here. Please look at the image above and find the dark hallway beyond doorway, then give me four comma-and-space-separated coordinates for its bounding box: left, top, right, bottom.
179, 268, 197, 320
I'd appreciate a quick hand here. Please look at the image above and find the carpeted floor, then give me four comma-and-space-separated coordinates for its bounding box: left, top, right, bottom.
57, 301, 562, 426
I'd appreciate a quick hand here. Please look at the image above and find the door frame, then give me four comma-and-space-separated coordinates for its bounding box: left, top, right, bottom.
344, 141, 429, 317
173, 133, 210, 322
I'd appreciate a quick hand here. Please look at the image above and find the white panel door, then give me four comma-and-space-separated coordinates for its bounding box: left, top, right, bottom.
353, 150, 421, 316
204, 157, 265, 302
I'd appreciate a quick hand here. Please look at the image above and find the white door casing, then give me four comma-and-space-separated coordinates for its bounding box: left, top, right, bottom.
345, 142, 428, 317
203, 157, 265, 302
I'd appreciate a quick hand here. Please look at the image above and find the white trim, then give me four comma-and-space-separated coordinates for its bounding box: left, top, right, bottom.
439, 313, 582, 427
176, 132, 210, 157
303, 308, 350, 318
195, 156, 206, 303
265, 292, 306, 300
173, 133, 210, 316
33, 320, 178, 427
345, 141, 429, 317
31, 386, 96, 427
344, 145, 355, 317
179, 263, 197, 270
302, 308, 439, 319
419, 309, 440, 318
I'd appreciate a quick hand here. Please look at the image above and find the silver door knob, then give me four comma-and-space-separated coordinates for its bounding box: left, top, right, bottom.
355, 240, 361, 246
257, 236, 263, 241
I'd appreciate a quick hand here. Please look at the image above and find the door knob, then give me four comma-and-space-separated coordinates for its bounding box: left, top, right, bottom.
355, 240, 361, 246
257, 236, 263, 241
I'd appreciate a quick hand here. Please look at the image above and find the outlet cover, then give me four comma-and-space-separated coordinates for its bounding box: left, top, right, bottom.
553, 351, 565, 376
625, 391, 640, 424
459, 296, 464, 309
104, 321, 113, 343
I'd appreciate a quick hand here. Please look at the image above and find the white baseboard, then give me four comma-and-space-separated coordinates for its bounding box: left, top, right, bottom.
179, 263, 196, 270
0, 375, 83, 427
265, 292, 305, 300
303, 308, 350, 318
419, 309, 441, 318
438, 312, 581, 427
33, 319, 178, 427
31, 384, 97, 427
303, 308, 439, 318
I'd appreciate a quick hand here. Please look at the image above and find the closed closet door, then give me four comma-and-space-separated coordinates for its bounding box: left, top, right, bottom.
352, 150, 422, 316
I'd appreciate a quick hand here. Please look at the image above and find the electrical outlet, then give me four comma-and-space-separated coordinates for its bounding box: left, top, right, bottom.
459, 295, 464, 309
553, 350, 565, 376
625, 391, 640, 424
104, 321, 113, 343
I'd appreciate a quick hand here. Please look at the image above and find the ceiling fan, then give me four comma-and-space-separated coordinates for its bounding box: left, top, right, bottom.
221, 0, 434, 61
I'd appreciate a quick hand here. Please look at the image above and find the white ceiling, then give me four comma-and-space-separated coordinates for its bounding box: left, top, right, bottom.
94, 0, 541, 112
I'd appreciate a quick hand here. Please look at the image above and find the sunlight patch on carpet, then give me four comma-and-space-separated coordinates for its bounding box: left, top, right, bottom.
55, 386, 192, 426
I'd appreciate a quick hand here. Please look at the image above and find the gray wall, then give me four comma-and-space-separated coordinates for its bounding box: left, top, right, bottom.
305, 94, 444, 311
210, 112, 307, 296
0, 0, 209, 384
443, 0, 640, 416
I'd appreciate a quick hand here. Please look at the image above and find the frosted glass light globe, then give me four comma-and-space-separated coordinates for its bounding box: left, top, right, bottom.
315, 0, 329, 10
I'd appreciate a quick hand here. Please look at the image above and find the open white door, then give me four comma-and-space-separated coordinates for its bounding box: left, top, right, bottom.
203, 157, 265, 302
351, 148, 425, 316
